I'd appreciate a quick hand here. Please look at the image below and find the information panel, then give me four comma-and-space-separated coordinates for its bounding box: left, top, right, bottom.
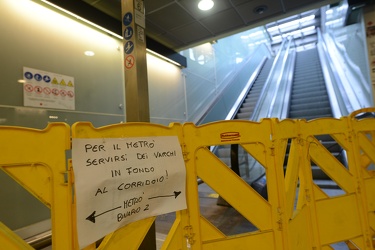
23, 67, 75, 110
72, 136, 187, 248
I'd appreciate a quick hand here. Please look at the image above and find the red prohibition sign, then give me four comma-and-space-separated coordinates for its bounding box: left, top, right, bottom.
43, 87, 51, 95
52, 88, 59, 96
125, 55, 135, 69
24, 84, 33, 92
34, 86, 43, 94
60, 89, 67, 97
67, 90, 74, 98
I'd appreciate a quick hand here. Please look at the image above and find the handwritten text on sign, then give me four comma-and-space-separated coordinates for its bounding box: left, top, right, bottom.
72, 136, 187, 248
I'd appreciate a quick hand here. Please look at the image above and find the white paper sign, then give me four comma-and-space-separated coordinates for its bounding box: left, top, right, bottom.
23, 67, 75, 110
72, 136, 187, 248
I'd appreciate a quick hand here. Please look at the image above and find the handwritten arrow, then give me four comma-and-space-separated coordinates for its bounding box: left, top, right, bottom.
86, 206, 122, 223
148, 191, 182, 200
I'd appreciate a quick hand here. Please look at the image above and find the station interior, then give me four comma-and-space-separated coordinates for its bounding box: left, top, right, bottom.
0, 0, 375, 249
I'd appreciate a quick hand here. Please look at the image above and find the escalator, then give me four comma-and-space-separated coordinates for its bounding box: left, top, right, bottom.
215, 39, 294, 203
287, 47, 346, 185
215, 57, 275, 204
288, 48, 333, 120
215, 57, 274, 180
235, 58, 274, 120
219, 46, 346, 198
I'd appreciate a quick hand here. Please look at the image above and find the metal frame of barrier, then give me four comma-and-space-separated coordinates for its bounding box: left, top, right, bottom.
0, 110, 374, 249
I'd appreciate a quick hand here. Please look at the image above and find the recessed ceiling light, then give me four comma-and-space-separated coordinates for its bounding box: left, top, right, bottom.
84, 50, 95, 56
198, 0, 214, 11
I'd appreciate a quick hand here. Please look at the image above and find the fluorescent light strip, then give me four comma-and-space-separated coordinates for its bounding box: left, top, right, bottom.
283, 25, 315, 38
146, 49, 182, 67
267, 15, 316, 32
40, 0, 182, 67
40, 0, 123, 40
325, 19, 344, 26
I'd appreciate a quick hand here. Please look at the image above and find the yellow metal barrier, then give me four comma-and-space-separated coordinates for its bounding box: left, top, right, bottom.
0, 123, 73, 249
0, 110, 374, 249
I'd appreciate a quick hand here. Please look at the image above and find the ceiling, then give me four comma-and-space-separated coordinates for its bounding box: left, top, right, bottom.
78, 0, 340, 51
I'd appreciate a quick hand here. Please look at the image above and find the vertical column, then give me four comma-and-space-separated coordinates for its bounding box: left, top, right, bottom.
121, 1, 155, 249
121, 0, 150, 122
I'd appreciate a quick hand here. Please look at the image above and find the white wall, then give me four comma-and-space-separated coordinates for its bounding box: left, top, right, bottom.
0, 0, 185, 232
0, 0, 186, 129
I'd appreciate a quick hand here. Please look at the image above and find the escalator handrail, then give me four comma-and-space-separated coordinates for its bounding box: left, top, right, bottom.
332, 32, 372, 102
279, 45, 296, 119
224, 56, 267, 120
196, 43, 272, 125
208, 44, 271, 156
317, 28, 347, 118
319, 30, 371, 112
267, 38, 296, 119
224, 43, 273, 121
250, 38, 291, 121
225, 38, 294, 183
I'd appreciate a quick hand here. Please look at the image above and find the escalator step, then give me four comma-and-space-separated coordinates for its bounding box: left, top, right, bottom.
292, 85, 328, 95
240, 106, 255, 113
319, 141, 342, 153
289, 107, 332, 118
294, 69, 322, 76
236, 112, 252, 119
315, 134, 335, 141
285, 48, 342, 180
293, 75, 324, 81
251, 84, 264, 89
245, 96, 260, 102
291, 91, 329, 100
289, 112, 332, 119
289, 101, 331, 111
248, 89, 262, 95
242, 101, 257, 107
246, 93, 260, 99
234, 57, 275, 120
289, 113, 332, 120
291, 95, 330, 105
291, 91, 329, 101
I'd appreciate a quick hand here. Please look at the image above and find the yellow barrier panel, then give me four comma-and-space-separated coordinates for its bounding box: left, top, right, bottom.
0, 123, 73, 249
349, 111, 375, 249
0, 222, 33, 250
0, 110, 374, 250
71, 122, 186, 249
287, 117, 372, 249
182, 120, 278, 250
180, 113, 375, 250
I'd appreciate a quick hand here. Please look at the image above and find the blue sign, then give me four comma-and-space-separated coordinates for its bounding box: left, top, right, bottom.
124, 27, 133, 40
24, 72, 33, 80
124, 41, 134, 54
123, 12, 132, 26
43, 75, 51, 83
34, 73, 42, 81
